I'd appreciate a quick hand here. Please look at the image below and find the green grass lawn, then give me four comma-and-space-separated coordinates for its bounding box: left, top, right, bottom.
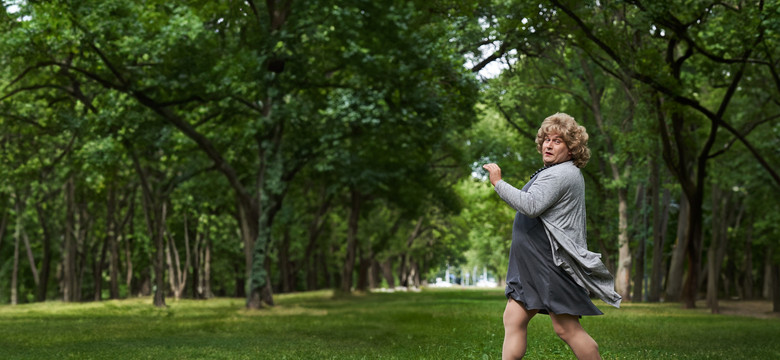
0, 288, 778, 359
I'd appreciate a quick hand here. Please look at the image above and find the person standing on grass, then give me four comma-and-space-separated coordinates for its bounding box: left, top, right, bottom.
483, 113, 621, 360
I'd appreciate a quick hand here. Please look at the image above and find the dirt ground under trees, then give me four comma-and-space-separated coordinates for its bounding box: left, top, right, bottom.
693, 300, 780, 319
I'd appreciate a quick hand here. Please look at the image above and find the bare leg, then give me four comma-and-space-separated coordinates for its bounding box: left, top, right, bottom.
549, 312, 601, 360
502, 300, 538, 360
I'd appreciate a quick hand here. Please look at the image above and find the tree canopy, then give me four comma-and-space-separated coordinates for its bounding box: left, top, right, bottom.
1, 0, 778, 313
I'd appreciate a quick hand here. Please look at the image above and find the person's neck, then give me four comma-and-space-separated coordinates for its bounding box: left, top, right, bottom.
544, 159, 571, 167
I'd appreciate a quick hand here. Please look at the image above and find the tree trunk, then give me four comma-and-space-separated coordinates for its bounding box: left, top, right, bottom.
202, 226, 213, 298
303, 191, 331, 291
11, 199, 22, 305
124, 196, 136, 295
237, 201, 257, 302
615, 187, 632, 300
682, 193, 704, 309
34, 204, 52, 302
340, 188, 362, 293
398, 254, 408, 287
76, 199, 92, 302
356, 248, 371, 292
279, 228, 292, 293
153, 202, 167, 306
742, 219, 754, 300
192, 222, 201, 299
665, 195, 689, 302
772, 262, 780, 313
22, 229, 40, 288
63, 176, 79, 302
107, 187, 120, 300
410, 260, 420, 288
706, 186, 725, 312
648, 155, 671, 306
94, 231, 108, 301
165, 214, 190, 300
632, 184, 646, 302
382, 259, 395, 288
370, 259, 382, 289
764, 249, 773, 300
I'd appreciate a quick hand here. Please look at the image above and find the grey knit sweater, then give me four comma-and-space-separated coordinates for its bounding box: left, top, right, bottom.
494, 161, 622, 308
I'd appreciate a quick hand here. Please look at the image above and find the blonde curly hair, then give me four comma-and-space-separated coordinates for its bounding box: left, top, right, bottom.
535, 113, 590, 168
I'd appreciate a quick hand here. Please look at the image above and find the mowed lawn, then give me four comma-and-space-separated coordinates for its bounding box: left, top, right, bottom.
1, 289, 778, 359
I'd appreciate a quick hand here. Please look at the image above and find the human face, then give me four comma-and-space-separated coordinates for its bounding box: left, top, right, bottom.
542, 133, 572, 166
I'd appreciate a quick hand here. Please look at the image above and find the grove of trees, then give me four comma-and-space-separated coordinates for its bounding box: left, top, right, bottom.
1, 1, 778, 314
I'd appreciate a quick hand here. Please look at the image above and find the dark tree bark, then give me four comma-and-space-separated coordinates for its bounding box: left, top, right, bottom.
665, 195, 689, 302
356, 248, 371, 292
381, 259, 395, 288
742, 219, 754, 300
632, 184, 647, 302
11, 197, 22, 305
63, 176, 79, 302
107, 186, 120, 300
279, 228, 292, 293
34, 203, 53, 302
772, 261, 780, 313
340, 188, 362, 293
131, 148, 167, 308
648, 149, 671, 302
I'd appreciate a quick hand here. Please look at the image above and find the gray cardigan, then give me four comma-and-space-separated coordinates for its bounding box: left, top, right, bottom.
494, 161, 622, 308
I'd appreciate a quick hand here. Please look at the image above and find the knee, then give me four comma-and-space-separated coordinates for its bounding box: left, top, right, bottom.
552, 322, 568, 340
552, 322, 577, 342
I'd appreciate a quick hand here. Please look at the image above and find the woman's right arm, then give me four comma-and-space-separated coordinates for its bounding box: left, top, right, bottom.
494, 173, 564, 218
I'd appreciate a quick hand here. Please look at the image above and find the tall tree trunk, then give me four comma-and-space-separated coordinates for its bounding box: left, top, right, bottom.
764, 249, 773, 300
381, 259, 395, 288
192, 222, 201, 299
649, 153, 671, 302
165, 214, 190, 300
33, 204, 52, 302
398, 255, 408, 287
22, 229, 40, 288
107, 186, 120, 300
615, 187, 632, 299
398, 217, 424, 288
369, 259, 381, 289
129, 145, 167, 307
202, 225, 213, 298
63, 176, 79, 302
356, 248, 371, 292
742, 219, 754, 300
153, 202, 167, 307
303, 191, 331, 291
632, 184, 646, 302
94, 231, 108, 301
409, 260, 420, 288
11, 198, 23, 305
237, 201, 257, 301
772, 262, 780, 313
76, 200, 92, 302
279, 228, 292, 293
665, 195, 689, 302
340, 188, 362, 293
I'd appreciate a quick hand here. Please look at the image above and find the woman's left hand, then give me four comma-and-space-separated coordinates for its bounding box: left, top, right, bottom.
482, 163, 502, 187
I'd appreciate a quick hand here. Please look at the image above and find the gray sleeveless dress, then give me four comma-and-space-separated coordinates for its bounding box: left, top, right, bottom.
504, 175, 603, 316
